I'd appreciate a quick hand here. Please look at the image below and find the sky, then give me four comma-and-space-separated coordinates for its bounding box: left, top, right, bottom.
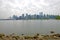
0, 0, 60, 19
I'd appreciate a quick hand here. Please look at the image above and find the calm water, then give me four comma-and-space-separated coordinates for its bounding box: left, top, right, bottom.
0, 20, 60, 35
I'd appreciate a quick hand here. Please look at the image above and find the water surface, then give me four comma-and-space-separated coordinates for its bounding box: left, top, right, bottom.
0, 20, 60, 35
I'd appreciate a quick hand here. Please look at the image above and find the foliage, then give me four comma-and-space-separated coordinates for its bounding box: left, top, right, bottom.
55, 16, 60, 19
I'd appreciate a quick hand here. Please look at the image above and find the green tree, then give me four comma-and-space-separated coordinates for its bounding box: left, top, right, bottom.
55, 16, 60, 19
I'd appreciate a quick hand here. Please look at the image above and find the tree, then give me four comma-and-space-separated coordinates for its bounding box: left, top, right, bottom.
55, 16, 60, 19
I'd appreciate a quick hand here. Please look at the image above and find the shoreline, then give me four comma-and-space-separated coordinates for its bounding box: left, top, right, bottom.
0, 33, 60, 40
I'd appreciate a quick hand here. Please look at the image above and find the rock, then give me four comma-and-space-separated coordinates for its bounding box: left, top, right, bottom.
50, 31, 55, 34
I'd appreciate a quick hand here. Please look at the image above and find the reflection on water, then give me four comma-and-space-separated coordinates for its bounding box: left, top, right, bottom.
0, 20, 60, 35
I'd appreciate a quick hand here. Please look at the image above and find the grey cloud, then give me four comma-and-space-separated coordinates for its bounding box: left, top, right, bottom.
0, 0, 15, 19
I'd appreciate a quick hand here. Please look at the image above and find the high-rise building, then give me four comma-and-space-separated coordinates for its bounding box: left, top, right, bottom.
39, 12, 43, 18
12, 15, 18, 20
21, 14, 24, 19
39, 12, 43, 16
25, 13, 29, 19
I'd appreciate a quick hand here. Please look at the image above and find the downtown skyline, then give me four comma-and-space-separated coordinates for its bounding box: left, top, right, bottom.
10, 12, 57, 20
0, 0, 60, 19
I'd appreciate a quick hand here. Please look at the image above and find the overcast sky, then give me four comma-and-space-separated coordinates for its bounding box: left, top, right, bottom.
0, 0, 60, 19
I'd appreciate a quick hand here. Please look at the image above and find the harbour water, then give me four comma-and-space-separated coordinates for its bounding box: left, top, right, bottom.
0, 19, 60, 35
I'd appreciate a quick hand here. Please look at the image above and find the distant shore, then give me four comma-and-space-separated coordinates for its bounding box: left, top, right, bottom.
0, 19, 60, 20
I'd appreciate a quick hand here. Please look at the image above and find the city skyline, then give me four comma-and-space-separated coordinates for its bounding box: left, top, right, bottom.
0, 0, 60, 19
10, 12, 57, 20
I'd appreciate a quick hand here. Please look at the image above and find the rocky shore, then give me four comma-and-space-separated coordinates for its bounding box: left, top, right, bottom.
0, 31, 60, 40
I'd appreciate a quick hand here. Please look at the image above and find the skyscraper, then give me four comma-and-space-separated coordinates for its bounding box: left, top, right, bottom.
21, 14, 24, 19
39, 12, 43, 18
